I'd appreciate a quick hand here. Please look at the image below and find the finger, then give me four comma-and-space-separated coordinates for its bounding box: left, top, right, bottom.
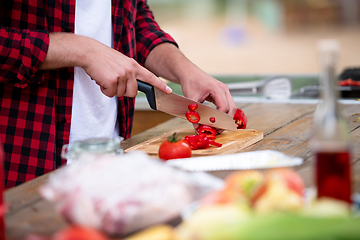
212, 90, 230, 114
100, 85, 116, 98
136, 66, 172, 94
121, 75, 138, 98
115, 77, 127, 97
224, 87, 237, 116
93, 76, 117, 98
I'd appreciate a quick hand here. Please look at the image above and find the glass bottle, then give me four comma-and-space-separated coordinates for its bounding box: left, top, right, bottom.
311, 39, 352, 204
0, 140, 5, 240
61, 137, 124, 164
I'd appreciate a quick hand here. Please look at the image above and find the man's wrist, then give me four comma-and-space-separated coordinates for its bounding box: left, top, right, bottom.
40, 32, 91, 70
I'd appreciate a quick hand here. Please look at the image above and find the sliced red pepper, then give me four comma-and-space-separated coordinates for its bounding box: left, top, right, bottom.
184, 135, 199, 150
208, 139, 223, 147
186, 110, 200, 123
188, 103, 198, 111
185, 135, 209, 150
209, 117, 216, 123
199, 133, 216, 140
196, 124, 217, 138
233, 108, 247, 129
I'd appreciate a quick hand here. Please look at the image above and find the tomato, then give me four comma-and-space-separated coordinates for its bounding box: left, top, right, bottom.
158, 133, 192, 160
52, 225, 108, 240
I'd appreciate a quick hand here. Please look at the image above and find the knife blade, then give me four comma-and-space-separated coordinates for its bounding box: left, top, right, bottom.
137, 80, 238, 131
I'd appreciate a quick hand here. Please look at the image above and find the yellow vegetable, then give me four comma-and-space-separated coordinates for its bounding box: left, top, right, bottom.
124, 224, 177, 240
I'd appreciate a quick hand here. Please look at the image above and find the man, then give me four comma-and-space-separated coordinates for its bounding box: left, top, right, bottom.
0, 0, 237, 188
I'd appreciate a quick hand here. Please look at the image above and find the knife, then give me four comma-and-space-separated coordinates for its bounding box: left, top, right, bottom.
137, 80, 238, 131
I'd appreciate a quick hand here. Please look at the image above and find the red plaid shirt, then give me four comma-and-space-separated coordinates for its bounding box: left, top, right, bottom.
0, 0, 176, 188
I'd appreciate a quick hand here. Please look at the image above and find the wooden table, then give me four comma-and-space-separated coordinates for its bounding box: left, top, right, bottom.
4, 102, 360, 240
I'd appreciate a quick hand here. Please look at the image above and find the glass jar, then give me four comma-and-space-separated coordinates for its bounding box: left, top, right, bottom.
311, 39, 352, 204
61, 137, 124, 163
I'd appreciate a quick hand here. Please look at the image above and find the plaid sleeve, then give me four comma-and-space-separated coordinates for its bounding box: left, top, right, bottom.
0, 25, 49, 88
135, 0, 178, 66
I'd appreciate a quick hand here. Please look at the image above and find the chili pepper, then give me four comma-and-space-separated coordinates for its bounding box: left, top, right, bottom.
185, 135, 209, 150
209, 117, 216, 123
208, 139, 223, 147
186, 110, 200, 123
188, 103, 198, 111
184, 136, 198, 150
196, 124, 217, 138
200, 133, 216, 140
233, 108, 247, 129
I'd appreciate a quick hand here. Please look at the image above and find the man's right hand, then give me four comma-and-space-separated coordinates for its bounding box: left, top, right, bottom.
40, 32, 172, 98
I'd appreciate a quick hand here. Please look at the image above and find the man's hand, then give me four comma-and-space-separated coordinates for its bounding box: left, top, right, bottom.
40, 32, 172, 98
145, 43, 237, 117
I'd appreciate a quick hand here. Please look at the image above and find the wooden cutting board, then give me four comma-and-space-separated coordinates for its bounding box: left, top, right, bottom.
125, 129, 263, 157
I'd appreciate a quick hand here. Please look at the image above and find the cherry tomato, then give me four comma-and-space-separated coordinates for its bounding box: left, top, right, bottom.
159, 133, 192, 160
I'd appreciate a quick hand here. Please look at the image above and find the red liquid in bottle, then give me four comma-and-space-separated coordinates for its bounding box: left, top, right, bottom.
316, 151, 351, 204
0, 142, 5, 240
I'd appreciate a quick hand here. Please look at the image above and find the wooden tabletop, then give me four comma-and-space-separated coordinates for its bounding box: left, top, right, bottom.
4, 102, 360, 240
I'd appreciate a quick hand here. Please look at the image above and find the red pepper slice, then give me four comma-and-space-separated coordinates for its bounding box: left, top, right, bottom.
208, 139, 223, 147
196, 124, 217, 138
209, 117, 216, 123
185, 135, 209, 150
200, 133, 216, 140
184, 135, 199, 150
186, 110, 200, 123
188, 103, 198, 111
233, 108, 247, 129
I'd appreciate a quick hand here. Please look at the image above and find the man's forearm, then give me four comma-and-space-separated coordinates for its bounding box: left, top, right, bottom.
40, 32, 94, 70
144, 42, 203, 85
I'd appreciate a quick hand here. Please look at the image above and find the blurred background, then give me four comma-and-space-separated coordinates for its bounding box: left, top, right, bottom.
132, 0, 360, 136
148, 0, 360, 75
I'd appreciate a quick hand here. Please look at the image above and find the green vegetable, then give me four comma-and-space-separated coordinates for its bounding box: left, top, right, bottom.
237, 214, 360, 240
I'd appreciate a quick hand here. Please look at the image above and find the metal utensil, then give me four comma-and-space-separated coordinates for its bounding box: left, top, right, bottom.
137, 80, 238, 131
293, 85, 360, 99
227, 76, 292, 99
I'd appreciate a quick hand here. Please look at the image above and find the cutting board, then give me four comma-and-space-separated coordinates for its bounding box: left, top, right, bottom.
125, 129, 263, 157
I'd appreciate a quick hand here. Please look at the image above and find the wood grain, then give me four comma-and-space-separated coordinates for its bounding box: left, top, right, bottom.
125, 129, 263, 156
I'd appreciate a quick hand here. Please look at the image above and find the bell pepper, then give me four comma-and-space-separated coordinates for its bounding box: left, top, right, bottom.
209, 117, 216, 123
233, 108, 247, 129
186, 110, 200, 123
196, 124, 217, 139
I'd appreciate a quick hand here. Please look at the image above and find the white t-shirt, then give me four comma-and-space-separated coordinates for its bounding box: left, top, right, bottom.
69, 0, 118, 161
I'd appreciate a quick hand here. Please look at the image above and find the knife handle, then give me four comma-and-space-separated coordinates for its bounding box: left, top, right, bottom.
137, 80, 157, 110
